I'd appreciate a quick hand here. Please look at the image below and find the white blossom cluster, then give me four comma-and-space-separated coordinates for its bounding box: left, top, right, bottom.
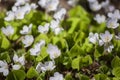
1, 25, 14, 37
37, 7, 66, 35
88, 31, 114, 53
88, 0, 120, 53
38, 0, 59, 12
12, 54, 25, 70
88, 0, 120, 54
2, 0, 120, 79
88, 0, 115, 12
67, 0, 78, 7
4, 0, 37, 21
20, 24, 32, 35
49, 72, 64, 80
0, 61, 9, 76
106, 10, 120, 29
29, 40, 45, 56
0, 54, 25, 76
0, 0, 66, 78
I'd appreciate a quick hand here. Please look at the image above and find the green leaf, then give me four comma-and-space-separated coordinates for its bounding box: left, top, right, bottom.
68, 6, 91, 33
26, 10, 52, 25
34, 34, 49, 44
94, 74, 108, 80
68, 17, 80, 34
6, 70, 26, 80
52, 37, 60, 45
79, 20, 90, 33
36, 47, 48, 62
65, 73, 73, 80
112, 67, 120, 77
73, 31, 86, 43
72, 56, 80, 70
37, 73, 45, 80
0, 14, 5, 27
80, 55, 93, 68
82, 38, 93, 53
11, 34, 20, 41
59, 39, 67, 49
80, 74, 89, 80
6, 70, 17, 80
68, 44, 84, 58
114, 40, 120, 52
53, 37, 68, 50
111, 56, 120, 68
0, 51, 11, 63
94, 46, 103, 60
89, 23, 106, 33
65, 34, 75, 49
113, 77, 120, 80
16, 49, 26, 56
68, 6, 88, 17
27, 67, 38, 78
99, 65, 109, 74
63, 56, 72, 69
32, 25, 38, 36
1, 36, 10, 49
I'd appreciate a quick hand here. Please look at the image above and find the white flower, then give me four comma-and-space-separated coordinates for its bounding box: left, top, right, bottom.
89, 1, 101, 11
4, 11, 15, 21
21, 3, 32, 14
15, 0, 29, 6
1, 25, 14, 36
49, 72, 64, 80
30, 40, 45, 56
37, 40, 46, 47
50, 20, 59, 30
99, 39, 104, 46
13, 54, 25, 65
106, 19, 119, 29
12, 64, 21, 70
67, 0, 78, 6
20, 24, 32, 34
50, 20, 63, 35
12, 6, 17, 12
46, 0, 59, 12
104, 44, 114, 53
38, 23, 49, 34
99, 31, 114, 52
87, 0, 97, 3
88, 32, 99, 44
22, 35, 34, 47
14, 4, 31, 20
53, 8, 66, 21
94, 14, 106, 24
30, 45, 40, 56
38, 0, 46, 8
101, 0, 109, 8
14, 9, 26, 19
0, 60, 9, 76
108, 10, 120, 20
101, 0, 115, 12
47, 44, 61, 60
5, 2, 36, 21
36, 61, 56, 73
54, 27, 63, 35
108, 5, 115, 12
38, 0, 59, 12
100, 30, 113, 43
30, 3, 38, 9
